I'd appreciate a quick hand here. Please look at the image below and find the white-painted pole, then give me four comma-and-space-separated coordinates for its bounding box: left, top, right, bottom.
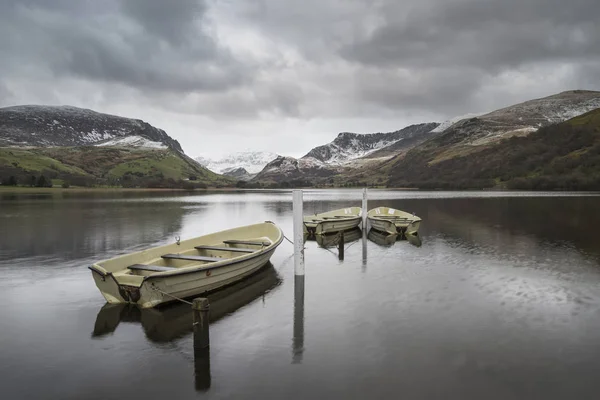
293, 190, 305, 276
362, 187, 368, 229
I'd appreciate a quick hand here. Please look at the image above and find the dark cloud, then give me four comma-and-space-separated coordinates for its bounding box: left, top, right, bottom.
1, 0, 599, 155
340, 0, 600, 70
0, 0, 250, 94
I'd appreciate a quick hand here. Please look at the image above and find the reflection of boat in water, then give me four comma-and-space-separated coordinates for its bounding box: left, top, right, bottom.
367, 229, 422, 247
92, 264, 281, 343
305, 227, 362, 248
304, 207, 362, 235
367, 207, 421, 235
89, 222, 283, 308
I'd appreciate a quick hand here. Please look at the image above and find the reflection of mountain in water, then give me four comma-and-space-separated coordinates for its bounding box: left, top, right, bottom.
93, 265, 282, 343
367, 229, 422, 247
0, 193, 194, 260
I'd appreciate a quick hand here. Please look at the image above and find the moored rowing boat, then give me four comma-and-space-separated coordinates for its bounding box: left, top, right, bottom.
367, 207, 421, 235
303, 207, 362, 235
89, 222, 283, 308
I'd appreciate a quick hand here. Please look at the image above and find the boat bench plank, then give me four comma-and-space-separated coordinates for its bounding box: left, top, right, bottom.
162, 254, 222, 262
128, 264, 177, 272
195, 245, 255, 253
223, 240, 271, 246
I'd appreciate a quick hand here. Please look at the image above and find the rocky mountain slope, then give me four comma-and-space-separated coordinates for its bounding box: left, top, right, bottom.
0, 105, 183, 152
253, 156, 336, 184
303, 123, 440, 164
0, 105, 230, 187
195, 151, 278, 175
388, 107, 600, 190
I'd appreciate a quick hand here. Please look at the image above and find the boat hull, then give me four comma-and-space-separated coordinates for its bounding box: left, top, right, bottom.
304, 216, 362, 235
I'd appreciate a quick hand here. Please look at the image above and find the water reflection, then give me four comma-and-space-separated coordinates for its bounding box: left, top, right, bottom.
304, 227, 363, 248
367, 229, 422, 247
0, 195, 193, 261
292, 274, 305, 364
92, 265, 281, 342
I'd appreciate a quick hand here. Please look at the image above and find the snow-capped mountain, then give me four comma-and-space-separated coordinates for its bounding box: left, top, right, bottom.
195, 151, 279, 174
303, 123, 440, 164
253, 156, 335, 183
0, 105, 183, 152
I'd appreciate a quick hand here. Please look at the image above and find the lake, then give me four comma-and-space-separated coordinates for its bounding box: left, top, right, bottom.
1, 189, 600, 399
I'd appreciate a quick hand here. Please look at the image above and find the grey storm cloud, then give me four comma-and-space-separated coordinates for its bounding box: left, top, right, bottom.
0, 0, 599, 119
0, 0, 249, 94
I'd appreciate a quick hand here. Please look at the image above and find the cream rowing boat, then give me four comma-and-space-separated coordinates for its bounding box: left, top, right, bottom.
303, 207, 362, 235
367, 207, 421, 235
89, 222, 283, 308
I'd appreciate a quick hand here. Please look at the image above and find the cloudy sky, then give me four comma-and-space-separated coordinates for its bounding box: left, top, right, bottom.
1, 0, 599, 159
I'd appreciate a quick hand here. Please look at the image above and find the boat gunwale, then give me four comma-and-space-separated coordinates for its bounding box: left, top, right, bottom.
366, 207, 421, 223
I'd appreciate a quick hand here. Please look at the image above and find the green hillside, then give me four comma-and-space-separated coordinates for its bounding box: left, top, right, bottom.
0, 147, 233, 188
387, 108, 600, 190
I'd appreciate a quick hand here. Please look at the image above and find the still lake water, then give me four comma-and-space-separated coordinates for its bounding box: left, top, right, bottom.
2, 189, 600, 399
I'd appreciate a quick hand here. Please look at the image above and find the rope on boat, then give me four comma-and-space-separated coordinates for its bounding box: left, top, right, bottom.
151, 286, 193, 305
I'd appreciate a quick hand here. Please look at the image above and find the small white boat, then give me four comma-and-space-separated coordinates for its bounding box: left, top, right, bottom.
303, 207, 362, 235
367, 207, 421, 235
89, 222, 283, 308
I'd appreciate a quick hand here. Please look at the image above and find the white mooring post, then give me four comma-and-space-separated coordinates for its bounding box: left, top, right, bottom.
293, 190, 305, 276
362, 187, 368, 229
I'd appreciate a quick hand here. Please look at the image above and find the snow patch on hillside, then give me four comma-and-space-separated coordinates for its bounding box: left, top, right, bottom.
432, 113, 485, 133
95, 135, 167, 149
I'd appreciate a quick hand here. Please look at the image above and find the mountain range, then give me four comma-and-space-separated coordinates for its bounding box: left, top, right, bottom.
251, 90, 600, 188
1, 90, 599, 190
0, 105, 229, 188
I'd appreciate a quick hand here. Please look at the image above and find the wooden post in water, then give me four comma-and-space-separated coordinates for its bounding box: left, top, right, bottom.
192, 297, 211, 391
193, 298, 210, 349
293, 190, 305, 276
362, 188, 368, 230
338, 231, 345, 260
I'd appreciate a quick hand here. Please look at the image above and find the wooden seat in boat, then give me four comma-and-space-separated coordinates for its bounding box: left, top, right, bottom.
223, 240, 271, 246
128, 264, 177, 272
162, 254, 222, 262
194, 245, 255, 253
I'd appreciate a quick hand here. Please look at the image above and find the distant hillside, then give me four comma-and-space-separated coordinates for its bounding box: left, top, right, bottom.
0, 105, 183, 152
0, 147, 230, 188
388, 108, 600, 190
0, 105, 232, 188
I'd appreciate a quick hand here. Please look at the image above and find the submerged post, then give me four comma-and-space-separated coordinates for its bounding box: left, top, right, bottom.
362, 188, 368, 230
192, 298, 210, 350
292, 274, 305, 364
293, 190, 305, 276
338, 231, 345, 260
